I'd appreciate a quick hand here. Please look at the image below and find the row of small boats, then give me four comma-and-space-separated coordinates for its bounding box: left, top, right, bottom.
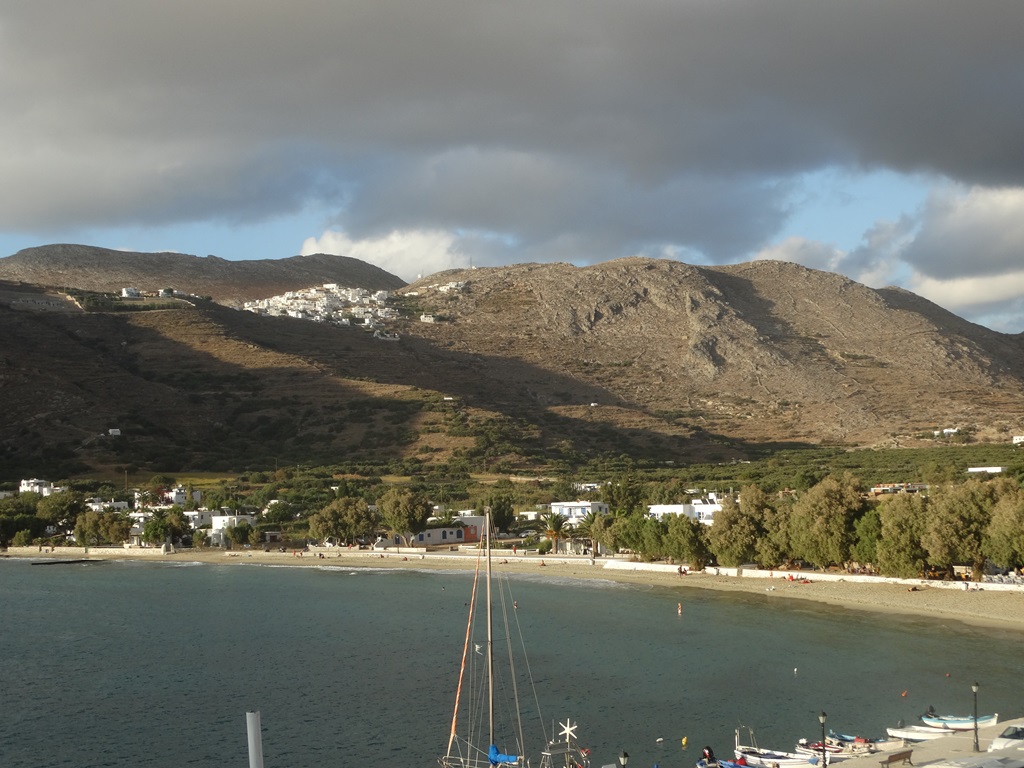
699, 713, 1000, 768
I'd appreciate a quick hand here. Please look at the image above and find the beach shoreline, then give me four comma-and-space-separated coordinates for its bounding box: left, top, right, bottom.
5, 545, 1022, 633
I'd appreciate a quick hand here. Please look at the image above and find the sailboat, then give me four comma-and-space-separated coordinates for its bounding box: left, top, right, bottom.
440, 514, 592, 768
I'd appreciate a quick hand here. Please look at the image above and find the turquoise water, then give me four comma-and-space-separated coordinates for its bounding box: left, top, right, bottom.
1, 558, 1021, 768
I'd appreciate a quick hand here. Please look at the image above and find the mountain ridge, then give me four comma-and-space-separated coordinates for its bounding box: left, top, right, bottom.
0, 244, 407, 304
2, 246, 1023, 477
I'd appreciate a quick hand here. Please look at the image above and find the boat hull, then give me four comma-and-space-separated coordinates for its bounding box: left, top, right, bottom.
735, 747, 818, 767
920, 714, 998, 731
885, 726, 954, 741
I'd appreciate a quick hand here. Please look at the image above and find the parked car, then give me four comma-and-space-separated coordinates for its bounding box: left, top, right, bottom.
989, 726, 1024, 752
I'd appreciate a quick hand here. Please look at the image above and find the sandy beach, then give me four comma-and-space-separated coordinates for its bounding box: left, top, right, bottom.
6, 545, 1022, 633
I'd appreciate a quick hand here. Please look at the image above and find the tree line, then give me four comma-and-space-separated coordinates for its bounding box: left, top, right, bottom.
4, 471, 1024, 581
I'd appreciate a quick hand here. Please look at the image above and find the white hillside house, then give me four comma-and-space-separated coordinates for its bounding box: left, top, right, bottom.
209, 513, 257, 546
647, 492, 729, 526
549, 500, 609, 528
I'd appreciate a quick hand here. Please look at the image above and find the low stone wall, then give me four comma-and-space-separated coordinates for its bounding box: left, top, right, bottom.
600, 559, 1024, 592
4, 545, 177, 558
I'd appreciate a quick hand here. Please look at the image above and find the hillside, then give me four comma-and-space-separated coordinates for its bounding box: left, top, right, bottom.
0, 244, 406, 304
2, 251, 1024, 478
399, 259, 1024, 445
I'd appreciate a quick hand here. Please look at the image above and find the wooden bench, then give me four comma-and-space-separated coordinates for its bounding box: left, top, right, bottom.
879, 749, 913, 767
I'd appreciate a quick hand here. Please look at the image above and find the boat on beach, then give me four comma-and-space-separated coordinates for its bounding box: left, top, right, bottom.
885, 724, 955, 742
920, 713, 999, 731
827, 733, 905, 753
794, 734, 902, 762
735, 728, 821, 767
439, 514, 592, 768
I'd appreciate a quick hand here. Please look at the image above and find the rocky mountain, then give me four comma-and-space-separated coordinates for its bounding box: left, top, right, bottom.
0, 244, 406, 304
2, 249, 1023, 478
400, 259, 1024, 446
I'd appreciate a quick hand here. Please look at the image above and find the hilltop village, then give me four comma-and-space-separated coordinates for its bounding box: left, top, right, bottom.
241, 284, 397, 326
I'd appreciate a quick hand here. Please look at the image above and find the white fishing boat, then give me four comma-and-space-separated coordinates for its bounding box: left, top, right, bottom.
794, 737, 877, 761
735, 728, 820, 768
439, 514, 592, 768
826, 733, 905, 753
921, 713, 999, 731
885, 724, 955, 742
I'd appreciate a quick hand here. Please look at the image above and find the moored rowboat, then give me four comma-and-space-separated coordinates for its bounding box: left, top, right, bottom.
920, 713, 998, 731
886, 725, 954, 742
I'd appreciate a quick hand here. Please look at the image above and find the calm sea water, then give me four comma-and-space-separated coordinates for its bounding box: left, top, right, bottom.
1, 558, 1021, 768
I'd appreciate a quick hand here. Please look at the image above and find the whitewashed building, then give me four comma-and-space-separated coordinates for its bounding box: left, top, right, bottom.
549, 500, 610, 528
209, 513, 257, 546
19, 479, 64, 496
647, 492, 729, 526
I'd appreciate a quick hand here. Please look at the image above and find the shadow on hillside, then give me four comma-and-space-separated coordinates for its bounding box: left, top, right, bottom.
1, 301, 820, 477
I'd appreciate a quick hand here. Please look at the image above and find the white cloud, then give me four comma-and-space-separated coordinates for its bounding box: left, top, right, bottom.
301, 229, 464, 281
753, 236, 845, 272
909, 270, 1024, 312
901, 186, 1024, 280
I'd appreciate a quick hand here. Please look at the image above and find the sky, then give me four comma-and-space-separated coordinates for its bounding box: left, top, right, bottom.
3, 1, 1024, 332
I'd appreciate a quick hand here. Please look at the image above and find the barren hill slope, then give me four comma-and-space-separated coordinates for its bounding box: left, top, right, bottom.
3, 254, 1024, 478
0, 244, 406, 304
401, 258, 1024, 445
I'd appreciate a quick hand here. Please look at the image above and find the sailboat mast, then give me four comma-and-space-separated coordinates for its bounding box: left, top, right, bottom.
485, 512, 494, 750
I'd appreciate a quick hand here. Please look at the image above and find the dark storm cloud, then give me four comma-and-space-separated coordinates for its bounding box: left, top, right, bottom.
2, 0, 1023, 263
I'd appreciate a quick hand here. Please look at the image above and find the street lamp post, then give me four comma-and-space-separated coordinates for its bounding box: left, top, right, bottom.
972, 682, 980, 752
819, 712, 828, 767
619, 751, 629, 768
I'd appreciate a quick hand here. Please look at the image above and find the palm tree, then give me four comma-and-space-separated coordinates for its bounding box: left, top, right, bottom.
575, 510, 607, 557
542, 512, 568, 554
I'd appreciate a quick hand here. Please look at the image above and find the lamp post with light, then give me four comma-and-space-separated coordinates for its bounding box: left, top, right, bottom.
819, 712, 828, 767
619, 751, 629, 768
972, 682, 979, 752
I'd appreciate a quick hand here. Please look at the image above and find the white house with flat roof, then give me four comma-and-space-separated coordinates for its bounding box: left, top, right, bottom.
648, 492, 729, 526
20, 478, 64, 496
549, 500, 609, 527
209, 513, 257, 546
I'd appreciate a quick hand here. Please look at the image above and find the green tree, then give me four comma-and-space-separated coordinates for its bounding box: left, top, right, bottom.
664, 514, 711, 570
36, 492, 85, 529
875, 494, 930, 578
488, 493, 516, 533
309, 497, 376, 544
602, 472, 644, 515
142, 515, 172, 546
229, 521, 253, 546
985, 486, 1024, 570
755, 497, 793, 568
1, 492, 41, 517
924, 479, 1000, 580
851, 506, 882, 566
378, 488, 432, 548
75, 510, 132, 546
193, 529, 208, 548
263, 500, 299, 525
707, 494, 761, 567
12, 529, 33, 546
789, 474, 863, 569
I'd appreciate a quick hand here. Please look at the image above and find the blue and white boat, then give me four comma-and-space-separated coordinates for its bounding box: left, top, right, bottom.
920, 713, 998, 731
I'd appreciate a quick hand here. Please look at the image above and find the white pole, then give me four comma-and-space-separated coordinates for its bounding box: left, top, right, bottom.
246, 711, 264, 768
